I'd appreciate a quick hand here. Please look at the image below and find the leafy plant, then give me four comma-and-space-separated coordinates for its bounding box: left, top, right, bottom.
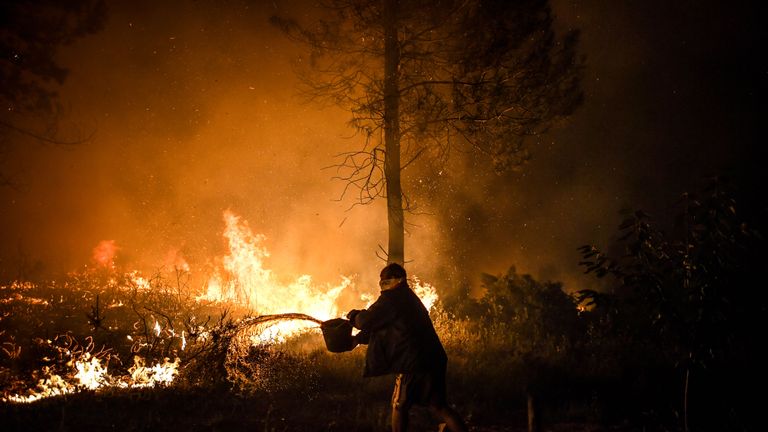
577, 177, 765, 430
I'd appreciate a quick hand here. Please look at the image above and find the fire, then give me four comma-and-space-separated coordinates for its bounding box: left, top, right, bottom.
411, 277, 438, 311
198, 210, 439, 342
92, 240, 118, 268
0, 292, 49, 306
198, 211, 354, 340
129, 271, 151, 291
3, 369, 71, 403
2, 211, 440, 403
128, 356, 179, 387
2, 355, 180, 403
74, 353, 110, 390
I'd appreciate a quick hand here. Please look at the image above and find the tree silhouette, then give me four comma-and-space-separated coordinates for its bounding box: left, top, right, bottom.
577, 177, 766, 430
0, 0, 106, 185
273, 0, 582, 264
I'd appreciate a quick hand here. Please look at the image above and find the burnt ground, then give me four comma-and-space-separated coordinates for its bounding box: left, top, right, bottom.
0, 385, 642, 432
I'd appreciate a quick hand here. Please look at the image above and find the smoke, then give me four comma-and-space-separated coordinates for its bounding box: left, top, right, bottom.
92, 240, 118, 268
0, 1, 387, 288
1, 0, 761, 300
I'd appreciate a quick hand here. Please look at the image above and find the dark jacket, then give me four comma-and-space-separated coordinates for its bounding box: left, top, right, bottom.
352, 281, 447, 377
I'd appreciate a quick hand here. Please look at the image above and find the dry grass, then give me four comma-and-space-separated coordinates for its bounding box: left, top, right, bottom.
0, 272, 631, 431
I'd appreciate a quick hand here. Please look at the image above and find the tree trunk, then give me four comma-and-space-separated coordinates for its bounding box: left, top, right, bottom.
684, 367, 690, 432
383, 0, 404, 265
527, 391, 540, 432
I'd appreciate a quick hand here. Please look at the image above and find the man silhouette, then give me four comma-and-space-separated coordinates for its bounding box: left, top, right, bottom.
348, 263, 467, 432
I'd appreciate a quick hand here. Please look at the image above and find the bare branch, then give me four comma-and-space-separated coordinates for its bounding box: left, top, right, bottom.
0, 119, 94, 146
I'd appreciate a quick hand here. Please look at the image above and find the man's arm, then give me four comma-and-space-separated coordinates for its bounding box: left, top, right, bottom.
351, 295, 397, 332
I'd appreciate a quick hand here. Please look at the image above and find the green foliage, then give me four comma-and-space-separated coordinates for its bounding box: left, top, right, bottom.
431, 267, 591, 425
576, 177, 766, 429
478, 268, 580, 357
577, 178, 763, 369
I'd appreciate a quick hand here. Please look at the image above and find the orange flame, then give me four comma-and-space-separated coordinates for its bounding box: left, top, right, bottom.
128, 356, 179, 387
2, 355, 180, 403
199, 210, 352, 321
198, 210, 439, 343
92, 240, 118, 268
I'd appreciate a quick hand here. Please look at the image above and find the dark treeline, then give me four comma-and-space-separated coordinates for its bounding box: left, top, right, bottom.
438, 176, 766, 431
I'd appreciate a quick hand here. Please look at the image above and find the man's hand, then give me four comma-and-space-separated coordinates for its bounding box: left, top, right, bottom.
353, 329, 370, 345
346, 309, 361, 324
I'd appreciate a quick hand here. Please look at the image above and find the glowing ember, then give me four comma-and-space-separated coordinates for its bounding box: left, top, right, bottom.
3, 369, 72, 403
0, 293, 49, 306
128, 356, 179, 388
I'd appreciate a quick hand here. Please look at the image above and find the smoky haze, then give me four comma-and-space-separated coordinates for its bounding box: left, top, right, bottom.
1, 1, 389, 288
411, 0, 764, 293
0, 0, 762, 297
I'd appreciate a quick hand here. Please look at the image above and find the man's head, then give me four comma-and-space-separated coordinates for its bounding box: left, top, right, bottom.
379, 263, 406, 290
380, 263, 406, 279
